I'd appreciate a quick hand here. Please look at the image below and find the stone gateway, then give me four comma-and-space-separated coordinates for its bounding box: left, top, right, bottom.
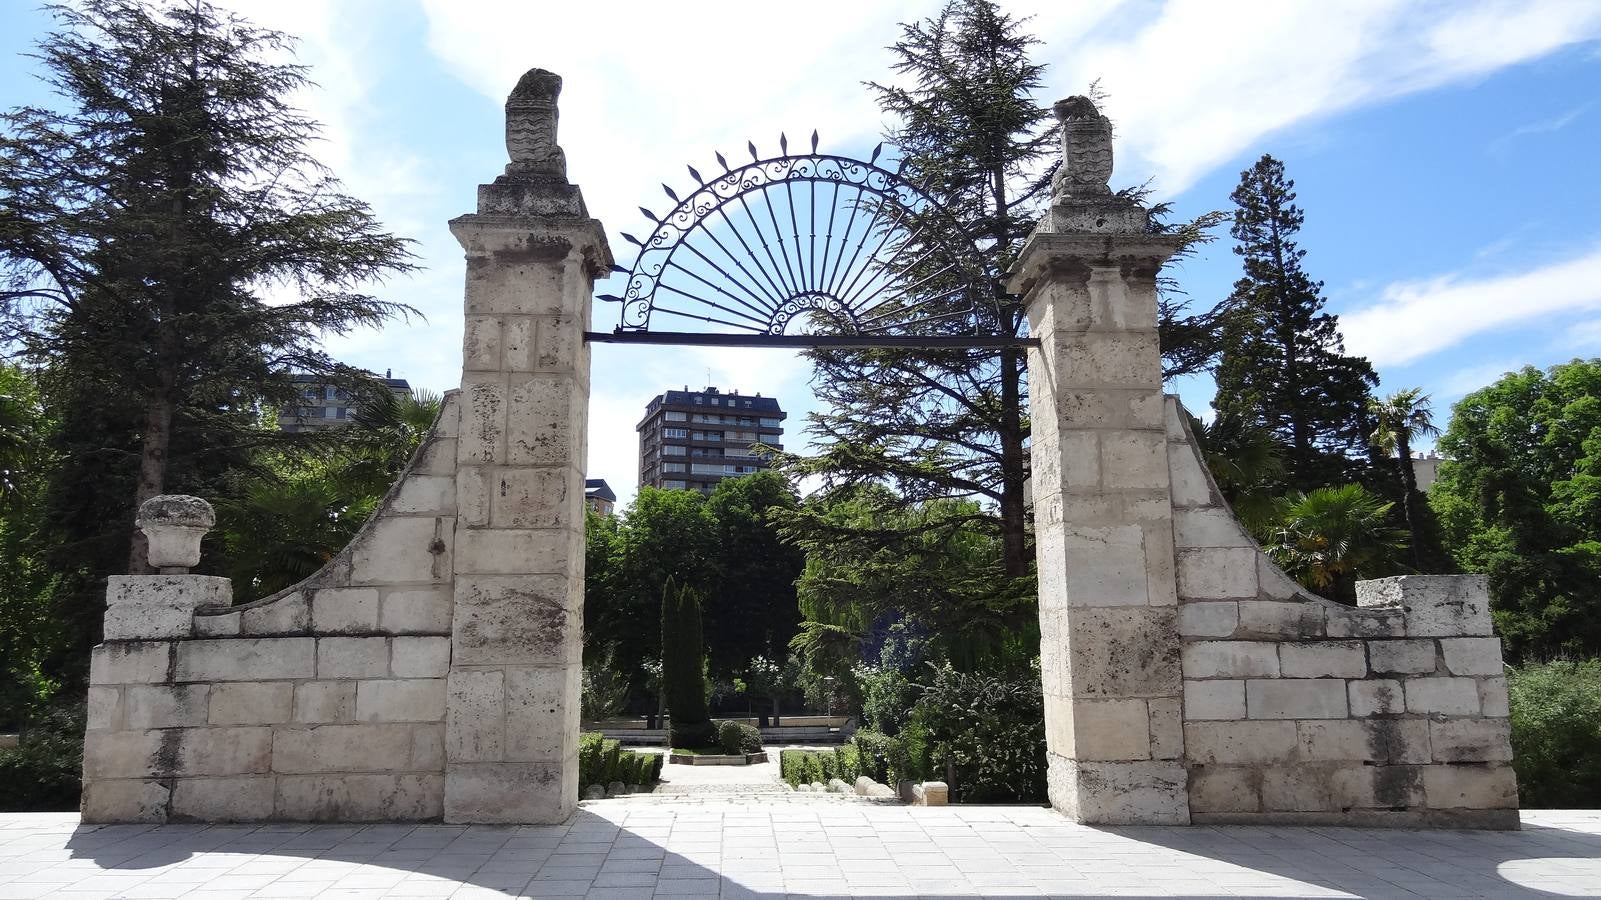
79, 69, 1517, 828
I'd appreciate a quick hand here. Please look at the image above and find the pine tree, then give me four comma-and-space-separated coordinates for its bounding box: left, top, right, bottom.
0, 0, 416, 579
660, 578, 714, 749
1213, 155, 1377, 491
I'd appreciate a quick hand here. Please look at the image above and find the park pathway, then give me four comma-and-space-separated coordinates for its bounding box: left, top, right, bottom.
596, 746, 892, 807
1, 808, 1598, 897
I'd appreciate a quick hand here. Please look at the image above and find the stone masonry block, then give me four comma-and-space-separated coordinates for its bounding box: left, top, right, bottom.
170, 777, 275, 821
271, 724, 418, 774
458, 374, 507, 464
91, 641, 173, 685
393, 475, 455, 516
490, 467, 573, 529
462, 315, 503, 371
456, 465, 489, 527
86, 686, 120, 731
446, 669, 505, 762
1331, 764, 1425, 809
1257, 555, 1309, 602
392, 636, 451, 678
80, 779, 170, 824
1070, 699, 1151, 761
1166, 439, 1215, 508
1405, 677, 1481, 716
240, 592, 309, 635
1188, 767, 1260, 813
175, 638, 314, 682
1178, 601, 1238, 638
506, 375, 581, 466
1183, 721, 1298, 765
1172, 508, 1253, 549
1357, 575, 1493, 637
1176, 548, 1258, 600
1422, 764, 1518, 810
1368, 639, 1437, 674
1262, 766, 1335, 812
1183, 680, 1244, 720
350, 516, 451, 585
275, 774, 443, 821
83, 730, 164, 780
1238, 601, 1325, 639
452, 531, 571, 578
311, 588, 380, 634
1060, 759, 1188, 826
193, 610, 241, 638
294, 681, 355, 724
1181, 641, 1279, 678
380, 589, 452, 635
1440, 638, 1505, 676
1326, 608, 1406, 639
1279, 642, 1367, 678
444, 761, 571, 825
1099, 430, 1169, 491
1067, 606, 1180, 698
1479, 677, 1511, 717
1059, 524, 1152, 607
1298, 719, 1429, 764
413, 725, 445, 771
1246, 679, 1348, 719
208, 682, 293, 726
453, 575, 579, 667
505, 666, 579, 763
356, 679, 447, 723
317, 637, 390, 679
103, 575, 230, 640
123, 684, 210, 729
1429, 719, 1513, 763
1349, 679, 1405, 717
173, 727, 273, 776
1149, 697, 1183, 759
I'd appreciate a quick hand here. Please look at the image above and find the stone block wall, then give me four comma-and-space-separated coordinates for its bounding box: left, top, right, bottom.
1166, 397, 1517, 828
80, 393, 462, 823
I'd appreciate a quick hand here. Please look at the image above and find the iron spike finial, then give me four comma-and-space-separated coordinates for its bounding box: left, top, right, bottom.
870, 143, 883, 165
688, 164, 704, 185
747, 140, 758, 161
609, 264, 628, 274
715, 151, 730, 171
638, 206, 659, 223
621, 232, 643, 247
662, 183, 679, 203
780, 132, 788, 154
811, 130, 819, 153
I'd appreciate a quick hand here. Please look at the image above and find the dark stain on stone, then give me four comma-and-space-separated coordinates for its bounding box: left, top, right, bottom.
496, 236, 572, 264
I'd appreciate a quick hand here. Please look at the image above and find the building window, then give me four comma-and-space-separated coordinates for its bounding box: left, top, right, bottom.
665, 411, 687, 422
663, 445, 686, 456
692, 431, 721, 441
663, 479, 686, 489
663, 427, 688, 438
739, 417, 754, 425
337, 407, 348, 419
760, 418, 782, 427
744, 401, 752, 407
663, 462, 685, 473
693, 397, 703, 404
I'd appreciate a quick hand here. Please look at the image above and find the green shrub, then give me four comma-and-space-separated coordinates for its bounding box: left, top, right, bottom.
836, 744, 861, 782
780, 749, 807, 787
896, 715, 933, 784
1509, 659, 1601, 807
853, 731, 895, 783
578, 732, 664, 788
913, 664, 1045, 803
716, 720, 762, 755
818, 748, 840, 781
0, 702, 83, 811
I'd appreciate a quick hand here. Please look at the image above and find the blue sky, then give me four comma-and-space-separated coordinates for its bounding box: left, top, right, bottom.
3, 1, 1600, 507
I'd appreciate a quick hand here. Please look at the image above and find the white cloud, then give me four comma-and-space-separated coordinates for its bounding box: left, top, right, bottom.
1342, 245, 1601, 366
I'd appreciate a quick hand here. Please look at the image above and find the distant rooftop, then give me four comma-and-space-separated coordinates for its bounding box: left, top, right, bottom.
584, 479, 617, 503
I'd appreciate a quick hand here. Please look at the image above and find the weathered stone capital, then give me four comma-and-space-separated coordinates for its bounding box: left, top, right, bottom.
448, 214, 614, 277
1006, 231, 1185, 299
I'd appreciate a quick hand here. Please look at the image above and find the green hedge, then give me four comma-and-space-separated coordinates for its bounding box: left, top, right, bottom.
578, 732, 664, 788
779, 744, 865, 787
1509, 659, 1601, 807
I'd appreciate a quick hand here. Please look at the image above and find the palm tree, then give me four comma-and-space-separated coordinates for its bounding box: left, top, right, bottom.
1188, 410, 1285, 534
1260, 484, 1411, 602
1368, 388, 1440, 566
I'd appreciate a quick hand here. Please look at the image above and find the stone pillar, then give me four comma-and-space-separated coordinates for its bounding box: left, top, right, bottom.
442, 68, 611, 824
1007, 96, 1188, 824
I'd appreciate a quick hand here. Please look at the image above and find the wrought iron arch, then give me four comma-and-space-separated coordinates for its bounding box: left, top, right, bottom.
590, 134, 1025, 349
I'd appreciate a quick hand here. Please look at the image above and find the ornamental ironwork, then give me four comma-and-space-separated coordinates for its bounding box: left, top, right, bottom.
592, 134, 1009, 348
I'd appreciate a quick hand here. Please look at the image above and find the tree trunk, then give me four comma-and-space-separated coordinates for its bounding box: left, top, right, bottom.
1396, 432, 1422, 569
999, 345, 1028, 578
127, 396, 174, 574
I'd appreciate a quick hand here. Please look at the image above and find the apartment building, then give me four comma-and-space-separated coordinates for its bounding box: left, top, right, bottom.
637, 386, 785, 493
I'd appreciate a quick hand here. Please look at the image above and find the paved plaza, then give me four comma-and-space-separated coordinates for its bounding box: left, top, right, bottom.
1, 805, 1598, 899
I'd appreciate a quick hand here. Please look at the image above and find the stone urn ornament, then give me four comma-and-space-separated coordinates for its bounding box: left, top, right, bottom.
136, 494, 217, 573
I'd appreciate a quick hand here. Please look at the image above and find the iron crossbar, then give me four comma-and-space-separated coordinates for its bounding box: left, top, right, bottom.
583, 330, 1037, 349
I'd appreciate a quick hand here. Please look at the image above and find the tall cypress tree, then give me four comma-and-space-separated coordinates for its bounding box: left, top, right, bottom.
1213, 154, 1377, 491
660, 577, 713, 749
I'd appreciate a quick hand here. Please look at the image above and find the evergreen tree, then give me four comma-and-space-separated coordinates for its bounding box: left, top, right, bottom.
660, 578, 714, 749
1212, 155, 1377, 492
0, 0, 416, 585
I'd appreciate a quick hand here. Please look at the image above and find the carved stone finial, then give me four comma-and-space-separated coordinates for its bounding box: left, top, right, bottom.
504, 67, 566, 180
136, 494, 216, 573
1052, 95, 1114, 200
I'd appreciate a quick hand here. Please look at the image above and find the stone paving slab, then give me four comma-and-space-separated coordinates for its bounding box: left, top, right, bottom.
1, 807, 1597, 898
